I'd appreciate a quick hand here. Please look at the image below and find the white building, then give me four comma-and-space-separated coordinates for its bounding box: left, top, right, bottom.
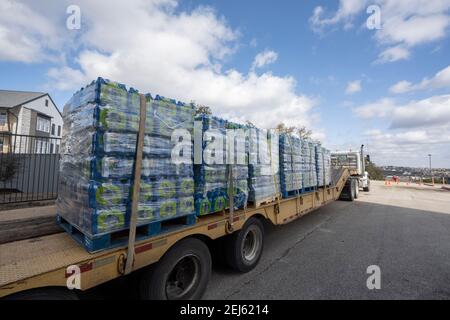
0, 90, 63, 153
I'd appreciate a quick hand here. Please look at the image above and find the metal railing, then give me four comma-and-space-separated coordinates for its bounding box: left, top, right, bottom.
0, 133, 61, 204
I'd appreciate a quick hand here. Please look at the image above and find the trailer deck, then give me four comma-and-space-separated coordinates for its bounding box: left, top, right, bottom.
0, 168, 349, 298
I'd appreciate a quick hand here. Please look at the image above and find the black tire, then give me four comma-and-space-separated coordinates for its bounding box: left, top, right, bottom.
225, 217, 264, 273
4, 287, 78, 300
138, 237, 211, 300
363, 185, 370, 192
348, 181, 355, 201
354, 181, 359, 199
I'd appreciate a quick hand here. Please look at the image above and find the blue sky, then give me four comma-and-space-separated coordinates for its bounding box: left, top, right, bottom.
1, 0, 449, 167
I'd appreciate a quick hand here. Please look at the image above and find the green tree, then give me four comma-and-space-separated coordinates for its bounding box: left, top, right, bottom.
365, 158, 384, 180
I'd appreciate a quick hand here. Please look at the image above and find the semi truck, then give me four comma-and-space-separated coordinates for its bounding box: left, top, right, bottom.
0, 168, 351, 300
331, 145, 370, 201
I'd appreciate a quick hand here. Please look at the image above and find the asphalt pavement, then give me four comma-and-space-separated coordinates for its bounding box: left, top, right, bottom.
204, 181, 450, 299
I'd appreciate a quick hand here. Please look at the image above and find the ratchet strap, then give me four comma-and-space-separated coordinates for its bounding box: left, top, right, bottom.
124, 93, 147, 275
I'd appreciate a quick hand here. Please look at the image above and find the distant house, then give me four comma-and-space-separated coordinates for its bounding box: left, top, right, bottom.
0, 90, 63, 154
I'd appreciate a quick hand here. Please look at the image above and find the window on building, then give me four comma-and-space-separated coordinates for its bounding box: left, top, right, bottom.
50, 143, 54, 154
35, 139, 49, 154
0, 111, 7, 126
0, 136, 4, 153
51, 124, 55, 135
37, 117, 50, 133
35, 140, 40, 153
58, 125, 61, 136
45, 99, 49, 107
56, 144, 60, 154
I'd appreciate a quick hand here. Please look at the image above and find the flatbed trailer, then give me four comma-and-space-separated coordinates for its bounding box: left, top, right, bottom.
0, 168, 350, 300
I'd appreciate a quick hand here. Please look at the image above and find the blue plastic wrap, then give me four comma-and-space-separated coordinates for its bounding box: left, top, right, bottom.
248, 128, 280, 202
301, 140, 317, 189
279, 133, 303, 195
194, 115, 248, 216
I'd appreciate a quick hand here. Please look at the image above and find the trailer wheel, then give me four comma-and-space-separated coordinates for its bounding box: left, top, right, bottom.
225, 217, 264, 273
138, 237, 211, 300
4, 287, 78, 300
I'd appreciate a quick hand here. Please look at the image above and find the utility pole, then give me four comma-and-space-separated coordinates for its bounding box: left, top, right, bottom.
428, 154, 434, 185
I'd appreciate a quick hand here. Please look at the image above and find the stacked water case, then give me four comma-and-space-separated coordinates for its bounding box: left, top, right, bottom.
248, 128, 280, 203
323, 149, 332, 186
57, 78, 195, 240
315, 145, 332, 187
315, 145, 325, 187
301, 140, 317, 189
279, 133, 303, 196
194, 115, 248, 216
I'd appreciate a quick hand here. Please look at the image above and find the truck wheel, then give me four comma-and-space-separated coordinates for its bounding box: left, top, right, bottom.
225, 217, 264, 273
348, 181, 355, 201
4, 287, 78, 300
363, 185, 370, 192
138, 237, 211, 300
354, 181, 359, 199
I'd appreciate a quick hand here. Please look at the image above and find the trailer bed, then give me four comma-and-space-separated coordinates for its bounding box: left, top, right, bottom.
0, 168, 349, 298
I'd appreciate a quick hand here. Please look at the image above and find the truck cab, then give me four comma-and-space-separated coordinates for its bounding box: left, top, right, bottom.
331, 146, 370, 201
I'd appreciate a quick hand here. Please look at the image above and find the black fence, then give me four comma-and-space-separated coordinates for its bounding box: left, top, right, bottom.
0, 133, 61, 204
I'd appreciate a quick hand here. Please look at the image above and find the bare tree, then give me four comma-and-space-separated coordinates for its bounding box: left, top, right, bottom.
245, 120, 256, 128
297, 126, 312, 139
276, 123, 295, 134
195, 104, 212, 116
276, 123, 312, 138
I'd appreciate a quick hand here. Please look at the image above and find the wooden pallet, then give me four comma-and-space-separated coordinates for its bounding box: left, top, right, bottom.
302, 186, 317, 193
57, 213, 196, 253
248, 193, 281, 208
281, 186, 317, 199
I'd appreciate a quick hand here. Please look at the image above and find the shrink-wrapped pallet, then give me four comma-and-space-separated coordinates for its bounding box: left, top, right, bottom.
57, 78, 195, 237
279, 134, 302, 196
193, 115, 248, 215
248, 128, 280, 203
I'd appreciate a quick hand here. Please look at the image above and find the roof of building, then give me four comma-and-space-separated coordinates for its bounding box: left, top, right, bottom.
0, 90, 47, 108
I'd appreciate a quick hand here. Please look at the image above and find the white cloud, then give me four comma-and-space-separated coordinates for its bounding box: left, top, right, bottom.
375, 12, 450, 47
353, 98, 396, 118
0, 0, 63, 62
390, 65, 450, 94
0, 0, 318, 130
389, 80, 413, 94
375, 46, 410, 63
251, 49, 278, 70
363, 127, 450, 167
309, 0, 450, 64
354, 94, 450, 129
345, 80, 362, 94
309, 0, 367, 33
354, 94, 450, 167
